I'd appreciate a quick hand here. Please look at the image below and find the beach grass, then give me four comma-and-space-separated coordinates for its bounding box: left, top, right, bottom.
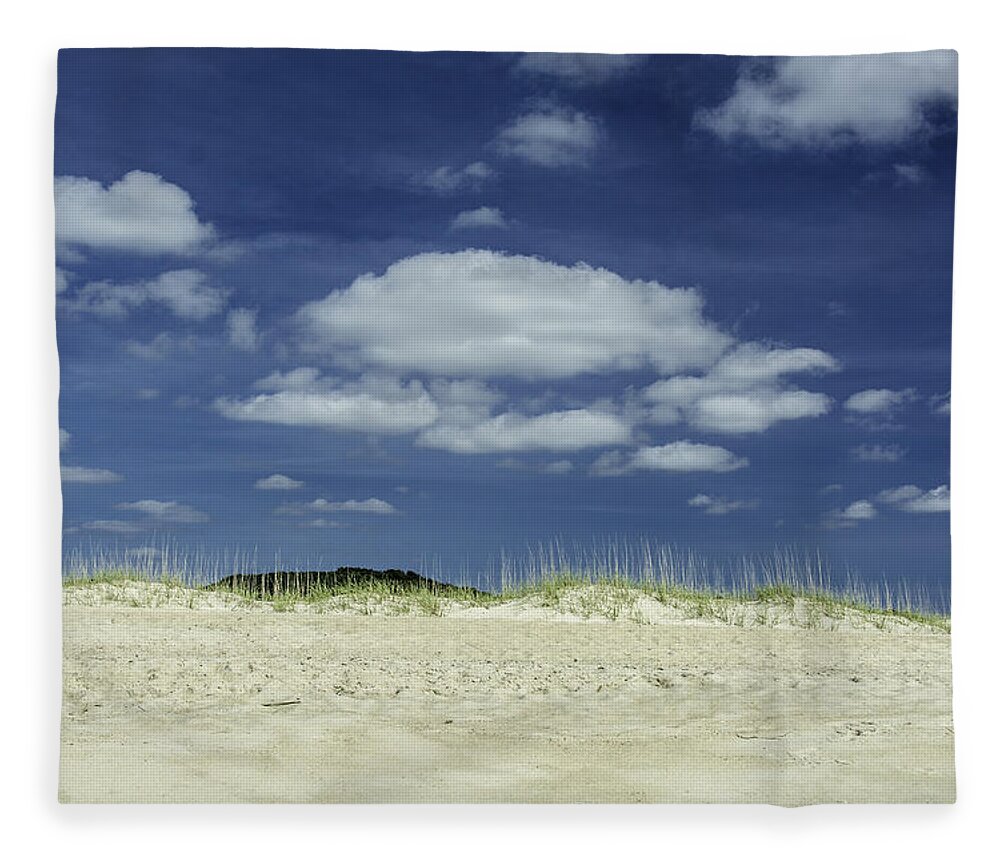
61, 541, 950, 632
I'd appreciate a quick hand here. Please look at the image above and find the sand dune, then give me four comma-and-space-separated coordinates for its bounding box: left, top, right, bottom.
60, 587, 954, 804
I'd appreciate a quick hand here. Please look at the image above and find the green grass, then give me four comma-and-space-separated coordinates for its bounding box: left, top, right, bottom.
61, 543, 950, 632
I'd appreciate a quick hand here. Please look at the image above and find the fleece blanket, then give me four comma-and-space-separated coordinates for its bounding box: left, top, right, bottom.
57, 49, 956, 804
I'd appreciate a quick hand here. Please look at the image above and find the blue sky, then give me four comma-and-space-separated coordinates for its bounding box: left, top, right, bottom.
55, 49, 955, 599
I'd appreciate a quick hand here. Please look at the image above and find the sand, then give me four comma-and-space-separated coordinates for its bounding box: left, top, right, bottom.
60, 587, 955, 804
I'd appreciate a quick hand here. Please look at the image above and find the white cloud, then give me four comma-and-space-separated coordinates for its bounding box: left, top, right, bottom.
295, 250, 732, 380
824, 499, 878, 529
222, 254, 839, 457
696, 51, 957, 149
852, 443, 906, 462
255, 474, 304, 491
215, 371, 440, 435
450, 206, 508, 230
492, 106, 603, 167
219, 370, 624, 457
77, 519, 144, 534
63, 269, 225, 321
930, 392, 951, 415
844, 387, 918, 414
126, 332, 197, 361
227, 308, 259, 352
115, 499, 209, 523
875, 485, 922, 505
277, 497, 397, 516
893, 163, 925, 185
633, 442, 749, 473
62, 280, 141, 319
844, 500, 877, 519
146, 270, 226, 320
516, 53, 643, 86
310, 497, 396, 515
592, 441, 748, 476
691, 391, 832, 433
643, 344, 837, 433
688, 494, 758, 515
588, 451, 633, 477
876, 484, 950, 513
56, 268, 69, 294
55, 170, 216, 255
900, 486, 951, 514
413, 162, 495, 194
59, 428, 71, 451
60, 465, 124, 484
418, 408, 630, 455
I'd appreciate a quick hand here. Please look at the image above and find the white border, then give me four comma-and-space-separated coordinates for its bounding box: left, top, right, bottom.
3, 2, 996, 858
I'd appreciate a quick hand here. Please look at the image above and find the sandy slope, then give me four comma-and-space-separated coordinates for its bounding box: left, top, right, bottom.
60, 594, 954, 804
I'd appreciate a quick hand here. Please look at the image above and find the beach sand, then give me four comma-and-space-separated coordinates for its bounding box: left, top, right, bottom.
60, 586, 955, 804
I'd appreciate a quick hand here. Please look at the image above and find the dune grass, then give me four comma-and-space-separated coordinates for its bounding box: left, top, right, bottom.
61, 541, 950, 632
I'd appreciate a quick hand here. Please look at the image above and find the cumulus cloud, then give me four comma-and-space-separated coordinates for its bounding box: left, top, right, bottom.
215, 371, 440, 435
643, 344, 837, 433
62, 269, 226, 321
844, 388, 915, 415
696, 51, 958, 149
294, 250, 732, 380
491, 106, 603, 167
255, 474, 304, 490
844, 387, 918, 419
592, 442, 748, 476
688, 494, 759, 515
852, 443, 906, 462
632, 442, 749, 473
145, 270, 226, 320
222, 252, 838, 456
59, 428, 71, 450
227, 308, 259, 351
876, 484, 950, 513
450, 206, 508, 230
61, 465, 124, 484
115, 499, 209, 523
55, 170, 216, 255
413, 162, 495, 194
823, 499, 878, 529
418, 407, 630, 455
515, 53, 643, 86
277, 497, 397, 516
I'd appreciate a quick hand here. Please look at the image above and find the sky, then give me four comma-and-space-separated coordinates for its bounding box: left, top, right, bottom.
54, 49, 955, 601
